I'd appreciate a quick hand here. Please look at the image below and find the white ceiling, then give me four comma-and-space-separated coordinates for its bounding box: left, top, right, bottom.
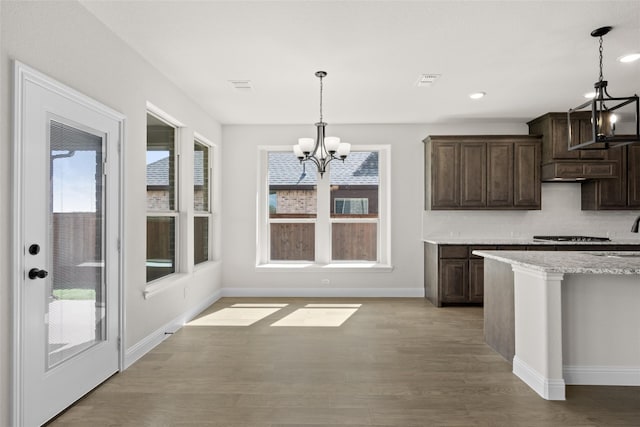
80, 0, 640, 125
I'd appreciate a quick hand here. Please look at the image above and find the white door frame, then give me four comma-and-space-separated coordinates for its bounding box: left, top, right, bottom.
11, 61, 126, 426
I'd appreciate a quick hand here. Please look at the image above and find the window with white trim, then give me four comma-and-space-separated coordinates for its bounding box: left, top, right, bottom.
194, 138, 212, 265
146, 112, 179, 282
258, 146, 390, 266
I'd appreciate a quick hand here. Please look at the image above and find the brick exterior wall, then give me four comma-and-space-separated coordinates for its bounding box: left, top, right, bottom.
276, 190, 316, 214
147, 189, 206, 211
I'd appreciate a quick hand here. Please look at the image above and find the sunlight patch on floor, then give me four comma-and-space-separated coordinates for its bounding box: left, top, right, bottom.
304, 303, 362, 308
270, 308, 359, 327
231, 303, 289, 308
188, 307, 282, 326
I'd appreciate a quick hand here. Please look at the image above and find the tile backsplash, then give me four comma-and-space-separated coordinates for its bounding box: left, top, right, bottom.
423, 183, 640, 240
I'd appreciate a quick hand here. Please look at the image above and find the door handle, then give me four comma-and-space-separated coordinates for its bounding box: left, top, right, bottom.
28, 268, 48, 280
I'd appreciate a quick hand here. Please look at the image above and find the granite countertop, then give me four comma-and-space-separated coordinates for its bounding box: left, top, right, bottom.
423, 237, 640, 245
472, 250, 640, 275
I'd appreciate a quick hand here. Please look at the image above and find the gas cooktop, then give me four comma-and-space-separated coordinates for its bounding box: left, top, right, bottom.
533, 235, 611, 242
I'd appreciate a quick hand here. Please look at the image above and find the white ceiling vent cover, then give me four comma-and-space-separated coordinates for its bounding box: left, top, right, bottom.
229, 80, 253, 90
416, 74, 441, 87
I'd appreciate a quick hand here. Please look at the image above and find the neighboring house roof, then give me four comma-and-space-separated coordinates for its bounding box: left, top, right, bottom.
146, 152, 204, 186
268, 151, 379, 186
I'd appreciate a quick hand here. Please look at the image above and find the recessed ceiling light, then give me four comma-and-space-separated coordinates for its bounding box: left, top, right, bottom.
618, 53, 640, 63
469, 92, 486, 100
584, 92, 596, 99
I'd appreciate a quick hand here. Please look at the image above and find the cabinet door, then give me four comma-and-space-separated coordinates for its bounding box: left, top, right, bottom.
439, 259, 468, 303
514, 141, 541, 208
431, 142, 460, 208
627, 144, 640, 207
460, 142, 487, 207
597, 146, 627, 208
487, 142, 513, 207
552, 116, 580, 159
468, 258, 484, 303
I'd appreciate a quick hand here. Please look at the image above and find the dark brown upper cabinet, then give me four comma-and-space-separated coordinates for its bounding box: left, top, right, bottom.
424, 135, 541, 210
581, 144, 640, 210
528, 112, 617, 181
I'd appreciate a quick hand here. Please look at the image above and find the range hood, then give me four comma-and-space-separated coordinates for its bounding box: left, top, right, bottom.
541, 160, 618, 182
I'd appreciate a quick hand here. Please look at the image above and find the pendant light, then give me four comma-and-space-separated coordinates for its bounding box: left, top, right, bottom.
293, 71, 350, 177
568, 26, 640, 150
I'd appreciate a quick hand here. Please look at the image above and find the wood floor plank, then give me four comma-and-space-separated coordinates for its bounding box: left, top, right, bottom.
47, 298, 640, 426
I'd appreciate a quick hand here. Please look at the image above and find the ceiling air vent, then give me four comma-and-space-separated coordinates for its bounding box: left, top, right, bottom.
229, 80, 253, 91
415, 74, 441, 87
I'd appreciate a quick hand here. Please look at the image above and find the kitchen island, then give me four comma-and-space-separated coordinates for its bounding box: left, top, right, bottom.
473, 250, 640, 400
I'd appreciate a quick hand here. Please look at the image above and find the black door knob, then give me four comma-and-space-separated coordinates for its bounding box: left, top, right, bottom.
28, 268, 48, 280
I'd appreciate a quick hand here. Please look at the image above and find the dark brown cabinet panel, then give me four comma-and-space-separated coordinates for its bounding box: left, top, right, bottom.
425, 135, 541, 210
439, 259, 468, 303
487, 142, 513, 207
514, 141, 541, 207
468, 259, 485, 303
460, 142, 487, 207
581, 144, 640, 210
628, 144, 640, 207
430, 141, 460, 208
528, 112, 613, 181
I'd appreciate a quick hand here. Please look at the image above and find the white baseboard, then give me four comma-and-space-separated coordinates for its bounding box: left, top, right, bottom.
123, 289, 222, 369
513, 356, 566, 400
564, 365, 640, 386
221, 287, 424, 298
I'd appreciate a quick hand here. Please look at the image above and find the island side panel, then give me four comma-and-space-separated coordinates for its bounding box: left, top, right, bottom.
424, 242, 440, 306
483, 258, 515, 362
562, 273, 640, 385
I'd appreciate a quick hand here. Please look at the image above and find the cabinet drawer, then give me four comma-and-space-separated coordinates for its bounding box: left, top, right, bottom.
439, 245, 468, 258
584, 163, 615, 177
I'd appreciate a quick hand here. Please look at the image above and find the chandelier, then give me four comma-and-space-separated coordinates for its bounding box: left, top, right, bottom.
293, 71, 350, 177
568, 26, 640, 150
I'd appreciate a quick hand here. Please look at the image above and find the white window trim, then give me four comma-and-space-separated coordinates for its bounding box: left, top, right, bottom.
145, 104, 183, 287
193, 132, 216, 266
256, 144, 392, 271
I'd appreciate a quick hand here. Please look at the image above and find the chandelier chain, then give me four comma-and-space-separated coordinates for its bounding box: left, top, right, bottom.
598, 36, 604, 83
319, 74, 324, 122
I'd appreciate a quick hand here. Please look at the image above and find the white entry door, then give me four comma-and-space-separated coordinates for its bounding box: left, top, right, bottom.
13, 62, 123, 426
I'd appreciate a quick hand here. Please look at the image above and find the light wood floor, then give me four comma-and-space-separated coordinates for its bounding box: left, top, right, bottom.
49, 298, 640, 426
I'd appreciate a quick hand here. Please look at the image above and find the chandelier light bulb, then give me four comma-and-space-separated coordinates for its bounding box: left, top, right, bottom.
293, 144, 304, 159
337, 142, 351, 158
324, 136, 341, 153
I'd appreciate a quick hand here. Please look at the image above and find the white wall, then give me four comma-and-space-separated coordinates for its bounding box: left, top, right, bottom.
0, 2, 223, 424
222, 122, 527, 296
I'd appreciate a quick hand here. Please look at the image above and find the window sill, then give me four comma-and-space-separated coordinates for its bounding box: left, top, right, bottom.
144, 273, 189, 299
255, 263, 394, 273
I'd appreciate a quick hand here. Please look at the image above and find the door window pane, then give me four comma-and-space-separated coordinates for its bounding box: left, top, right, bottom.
48, 121, 105, 368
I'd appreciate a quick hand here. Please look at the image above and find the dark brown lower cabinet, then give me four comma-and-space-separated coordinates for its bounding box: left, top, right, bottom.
439, 259, 468, 303
468, 258, 485, 303
424, 242, 640, 307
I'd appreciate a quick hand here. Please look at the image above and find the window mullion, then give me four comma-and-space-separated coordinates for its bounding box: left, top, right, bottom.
315, 168, 331, 264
